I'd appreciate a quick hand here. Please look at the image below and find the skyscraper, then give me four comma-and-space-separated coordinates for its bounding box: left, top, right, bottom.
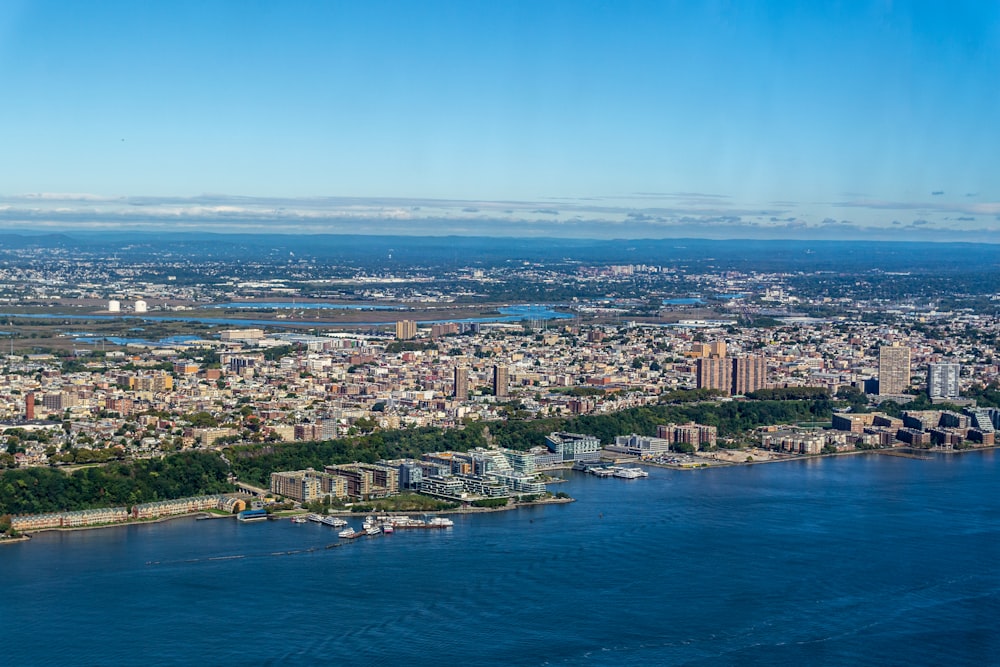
927, 362, 960, 399
696, 357, 731, 394
732, 356, 767, 395
453, 366, 469, 399
493, 364, 509, 399
879, 344, 911, 395
395, 320, 417, 340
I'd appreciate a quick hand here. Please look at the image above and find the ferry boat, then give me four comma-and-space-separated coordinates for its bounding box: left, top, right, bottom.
427, 517, 454, 528
612, 466, 648, 479
321, 516, 347, 528
338, 527, 358, 538
306, 513, 324, 523
364, 524, 381, 536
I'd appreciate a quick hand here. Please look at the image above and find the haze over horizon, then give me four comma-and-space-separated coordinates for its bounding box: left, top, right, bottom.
1, 1, 998, 241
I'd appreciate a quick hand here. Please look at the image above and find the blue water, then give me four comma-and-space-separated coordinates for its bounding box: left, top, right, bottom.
663, 298, 705, 305
3, 452, 998, 666
210, 302, 401, 310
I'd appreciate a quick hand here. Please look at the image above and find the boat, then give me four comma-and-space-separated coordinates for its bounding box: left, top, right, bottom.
363, 516, 377, 530
427, 517, 454, 528
306, 513, 324, 523
364, 524, 381, 536
382, 523, 394, 534
321, 516, 347, 528
290, 515, 307, 524
338, 527, 357, 538
613, 466, 648, 479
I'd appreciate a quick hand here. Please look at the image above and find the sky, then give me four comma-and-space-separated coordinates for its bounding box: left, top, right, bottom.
1, 1, 998, 240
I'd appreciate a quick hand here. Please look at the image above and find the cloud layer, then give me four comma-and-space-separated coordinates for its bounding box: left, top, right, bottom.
0, 192, 997, 241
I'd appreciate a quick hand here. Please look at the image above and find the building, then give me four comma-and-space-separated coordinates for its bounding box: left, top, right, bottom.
493, 364, 509, 399
454, 366, 468, 399
545, 432, 601, 462
879, 344, 911, 395
696, 357, 731, 393
108, 299, 120, 313
324, 463, 399, 498
607, 433, 672, 457
270, 470, 347, 502
657, 422, 718, 450
24, 391, 34, 420
732, 356, 767, 395
395, 320, 417, 340
134, 299, 148, 313
219, 328, 265, 342
928, 362, 961, 400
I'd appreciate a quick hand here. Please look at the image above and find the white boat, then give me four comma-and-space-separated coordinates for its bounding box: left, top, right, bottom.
428, 517, 454, 527
338, 527, 357, 538
382, 523, 394, 534
613, 467, 648, 479
290, 515, 307, 524
306, 513, 324, 523
321, 516, 347, 527
364, 524, 381, 536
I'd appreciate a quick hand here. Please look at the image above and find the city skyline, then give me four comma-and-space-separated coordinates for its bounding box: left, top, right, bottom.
1, 2, 998, 240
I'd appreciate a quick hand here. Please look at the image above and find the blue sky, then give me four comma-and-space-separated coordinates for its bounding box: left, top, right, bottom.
1, 1, 998, 239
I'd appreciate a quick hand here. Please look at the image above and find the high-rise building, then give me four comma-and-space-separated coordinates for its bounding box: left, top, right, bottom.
453, 366, 468, 399
493, 364, 509, 399
732, 356, 767, 395
24, 391, 34, 420
879, 344, 911, 395
395, 320, 417, 340
696, 357, 731, 393
928, 362, 961, 399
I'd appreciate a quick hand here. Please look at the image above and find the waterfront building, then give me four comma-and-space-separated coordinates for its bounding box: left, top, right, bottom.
928, 362, 961, 400
878, 344, 911, 395
607, 433, 671, 457
270, 470, 348, 502
545, 432, 602, 462
324, 462, 399, 498
656, 422, 718, 450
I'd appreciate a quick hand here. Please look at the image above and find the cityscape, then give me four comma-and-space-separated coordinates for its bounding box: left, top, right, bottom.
2, 2, 998, 665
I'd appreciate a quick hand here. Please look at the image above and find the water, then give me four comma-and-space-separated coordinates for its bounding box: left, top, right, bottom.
210, 302, 402, 310
0, 305, 570, 330
3, 452, 998, 666
663, 297, 704, 305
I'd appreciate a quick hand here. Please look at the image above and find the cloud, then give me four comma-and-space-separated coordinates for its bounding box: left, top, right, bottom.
532, 209, 560, 215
